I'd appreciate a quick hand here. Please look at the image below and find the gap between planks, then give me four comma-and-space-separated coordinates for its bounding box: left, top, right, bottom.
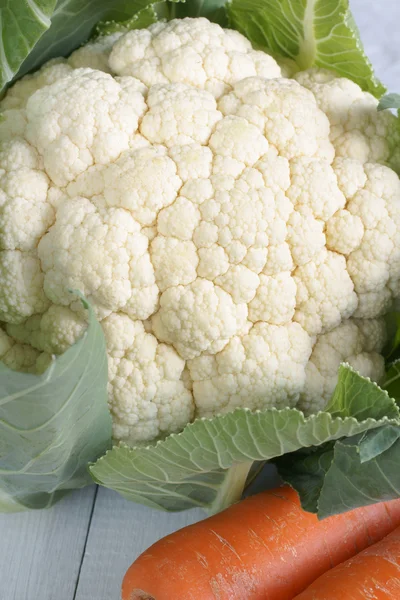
72, 486, 99, 599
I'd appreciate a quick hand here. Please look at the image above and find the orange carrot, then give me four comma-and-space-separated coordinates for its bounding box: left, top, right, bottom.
122, 486, 400, 600
293, 525, 400, 600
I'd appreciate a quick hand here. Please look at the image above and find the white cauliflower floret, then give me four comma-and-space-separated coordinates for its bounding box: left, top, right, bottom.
0, 137, 42, 171
326, 209, 364, 255
152, 279, 248, 359
150, 236, 198, 291
0, 59, 74, 111
299, 319, 386, 414
287, 158, 346, 219
68, 33, 124, 73
353, 318, 387, 352
0, 251, 50, 323
354, 289, 393, 319
168, 144, 212, 181
295, 68, 400, 170
0, 138, 54, 255
338, 162, 400, 317
0, 17, 399, 444
216, 264, 259, 304
287, 207, 325, 267
140, 83, 222, 147
157, 195, 201, 240
293, 249, 358, 336
0, 164, 53, 251
189, 321, 313, 417
37, 197, 159, 320
6, 305, 86, 354
25, 69, 147, 186
109, 17, 281, 97
0, 110, 27, 142
209, 116, 269, 165
248, 272, 296, 324
218, 77, 334, 161
103, 313, 193, 443
103, 146, 182, 225
0, 326, 40, 373
0, 326, 14, 357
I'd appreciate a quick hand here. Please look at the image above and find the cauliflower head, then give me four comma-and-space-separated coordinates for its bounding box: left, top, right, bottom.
0, 17, 399, 444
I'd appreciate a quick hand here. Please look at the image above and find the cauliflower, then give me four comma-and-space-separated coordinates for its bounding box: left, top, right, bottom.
0, 17, 399, 444
0, 325, 41, 373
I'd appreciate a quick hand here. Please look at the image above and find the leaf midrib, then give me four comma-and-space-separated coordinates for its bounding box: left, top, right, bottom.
297, 0, 317, 69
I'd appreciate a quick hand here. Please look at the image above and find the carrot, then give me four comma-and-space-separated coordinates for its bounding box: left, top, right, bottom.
121, 486, 400, 600
293, 525, 400, 600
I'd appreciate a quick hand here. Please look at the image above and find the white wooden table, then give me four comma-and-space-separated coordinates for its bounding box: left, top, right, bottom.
2, 2, 400, 599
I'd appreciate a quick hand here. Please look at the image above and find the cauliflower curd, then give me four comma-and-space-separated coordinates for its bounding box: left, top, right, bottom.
0, 18, 399, 444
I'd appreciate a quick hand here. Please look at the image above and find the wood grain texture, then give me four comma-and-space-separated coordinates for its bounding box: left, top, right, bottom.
0, 487, 96, 600
73, 488, 205, 600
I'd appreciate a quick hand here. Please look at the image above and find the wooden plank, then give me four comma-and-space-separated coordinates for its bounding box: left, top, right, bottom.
0, 486, 96, 600
73, 487, 205, 600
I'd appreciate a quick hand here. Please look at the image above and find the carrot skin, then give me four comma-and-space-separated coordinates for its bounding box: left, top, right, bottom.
293, 525, 400, 600
122, 486, 400, 600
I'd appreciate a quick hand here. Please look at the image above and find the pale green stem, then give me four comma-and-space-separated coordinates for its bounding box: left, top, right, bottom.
168, 1, 178, 19
0, 488, 25, 513
208, 461, 254, 515
297, 0, 317, 70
